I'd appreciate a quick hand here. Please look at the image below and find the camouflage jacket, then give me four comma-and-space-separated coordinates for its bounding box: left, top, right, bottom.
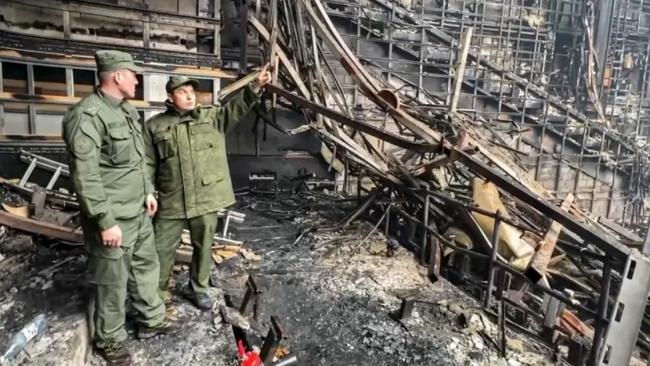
144, 86, 260, 219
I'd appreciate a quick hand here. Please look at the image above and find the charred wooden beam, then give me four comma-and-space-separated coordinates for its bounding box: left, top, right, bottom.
0, 92, 164, 110
525, 194, 574, 284
267, 85, 438, 153
0, 31, 259, 67
0, 210, 82, 243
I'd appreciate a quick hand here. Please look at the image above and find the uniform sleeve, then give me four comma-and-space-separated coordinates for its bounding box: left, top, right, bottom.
143, 120, 158, 195
126, 106, 155, 197
214, 84, 260, 133
62, 110, 116, 230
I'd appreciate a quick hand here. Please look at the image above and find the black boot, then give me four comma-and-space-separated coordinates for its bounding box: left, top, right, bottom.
185, 291, 213, 311
137, 321, 181, 340
96, 341, 132, 366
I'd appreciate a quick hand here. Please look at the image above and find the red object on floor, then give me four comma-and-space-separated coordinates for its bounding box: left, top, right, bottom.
238, 340, 262, 366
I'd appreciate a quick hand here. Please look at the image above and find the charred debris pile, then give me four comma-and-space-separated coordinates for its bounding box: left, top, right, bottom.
1, 0, 650, 365
238, 0, 650, 365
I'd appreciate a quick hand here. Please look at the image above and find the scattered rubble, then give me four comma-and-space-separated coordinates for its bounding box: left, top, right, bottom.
0, 193, 560, 365
1, 234, 35, 254
247, 1, 650, 364
0, 0, 648, 364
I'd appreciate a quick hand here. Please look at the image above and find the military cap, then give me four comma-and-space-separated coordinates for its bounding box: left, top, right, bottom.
95, 50, 142, 73
166, 75, 200, 93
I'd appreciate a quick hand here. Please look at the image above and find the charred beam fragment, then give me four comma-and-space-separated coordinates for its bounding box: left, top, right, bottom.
0, 209, 82, 243
267, 84, 439, 153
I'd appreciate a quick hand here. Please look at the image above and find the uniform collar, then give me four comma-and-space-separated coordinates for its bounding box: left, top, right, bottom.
96, 87, 125, 109
165, 100, 201, 120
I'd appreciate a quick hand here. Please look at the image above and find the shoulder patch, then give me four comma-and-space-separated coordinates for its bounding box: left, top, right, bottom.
73, 135, 95, 155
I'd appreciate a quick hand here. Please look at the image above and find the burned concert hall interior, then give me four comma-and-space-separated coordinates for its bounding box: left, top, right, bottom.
1, 0, 650, 365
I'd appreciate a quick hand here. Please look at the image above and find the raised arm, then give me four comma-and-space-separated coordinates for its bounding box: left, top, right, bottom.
214, 63, 272, 133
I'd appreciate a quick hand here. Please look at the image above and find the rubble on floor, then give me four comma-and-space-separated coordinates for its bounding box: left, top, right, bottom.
244, 1, 650, 364
0, 233, 88, 366
0, 3, 648, 364
1, 192, 560, 365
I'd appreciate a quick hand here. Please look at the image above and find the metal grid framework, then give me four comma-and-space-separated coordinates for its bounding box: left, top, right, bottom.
600, 0, 650, 225
602, 0, 650, 139
320, 0, 650, 226
253, 1, 650, 363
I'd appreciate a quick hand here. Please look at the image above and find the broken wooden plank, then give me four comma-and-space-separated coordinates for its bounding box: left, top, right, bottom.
547, 253, 566, 266
0, 209, 82, 243
598, 216, 643, 245
217, 70, 260, 101
450, 27, 473, 113
525, 193, 574, 284
560, 310, 595, 339
1, 204, 29, 218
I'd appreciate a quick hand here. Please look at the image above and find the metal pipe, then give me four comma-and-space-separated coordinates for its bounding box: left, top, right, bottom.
421, 183, 430, 265
484, 210, 502, 309
414, 187, 543, 235
499, 294, 507, 357
392, 205, 599, 316
588, 261, 612, 365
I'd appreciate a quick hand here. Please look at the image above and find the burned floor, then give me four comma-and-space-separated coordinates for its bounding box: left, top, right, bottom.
3, 0, 650, 365
1, 191, 559, 366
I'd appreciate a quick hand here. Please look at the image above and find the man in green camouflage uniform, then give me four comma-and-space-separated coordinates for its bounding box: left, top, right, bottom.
62, 50, 178, 366
144, 65, 271, 310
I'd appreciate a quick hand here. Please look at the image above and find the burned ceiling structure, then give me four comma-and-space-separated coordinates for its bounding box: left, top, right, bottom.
1, 0, 650, 365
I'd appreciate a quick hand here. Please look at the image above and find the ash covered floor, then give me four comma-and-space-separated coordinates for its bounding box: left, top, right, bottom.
0, 192, 553, 365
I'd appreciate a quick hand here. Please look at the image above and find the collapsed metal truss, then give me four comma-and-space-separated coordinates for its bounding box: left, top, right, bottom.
0, 0, 649, 363
316, 0, 650, 227
248, 0, 650, 364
